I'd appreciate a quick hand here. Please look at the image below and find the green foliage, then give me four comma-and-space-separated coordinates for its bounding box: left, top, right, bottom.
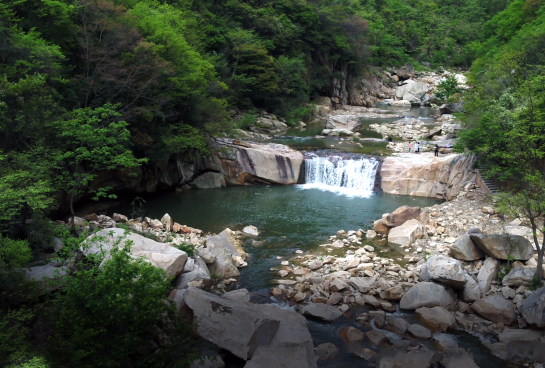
0, 235, 32, 268
129, 197, 146, 220
530, 276, 543, 290
175, 242, 195, 257
236, 114, 258, 130
52, 240, 197, 367
435, 76, 463, 103
24, 214, 56, 251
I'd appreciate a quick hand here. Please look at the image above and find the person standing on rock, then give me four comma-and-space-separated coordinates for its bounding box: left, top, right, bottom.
416, 142, 420, 153
434, 144, 439, 157
408, 141, 412, 153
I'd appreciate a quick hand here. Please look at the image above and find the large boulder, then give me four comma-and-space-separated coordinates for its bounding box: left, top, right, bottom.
183, 288, 317, 367
387, 206, 421, 227
191, 172, 226, 189
301, 303, 342, 322
23, 264, 68, 292
203, 229, 247, 279
505, 341, 545, 365
388, 219, 424, 247
175, 255, 211, 289
471, 294, 517, 325
82, 228, 188, 277
462, 273, 481, 302
477, 257, 500, 293
521, 286, 545, 327
449, 234, 484, 261
470, 234, 534, 261
419, 256, 467, 289
395, 63, 416, 79
502, 266, 536, 287
399, 282, 456, 310
415, 306, 455, 333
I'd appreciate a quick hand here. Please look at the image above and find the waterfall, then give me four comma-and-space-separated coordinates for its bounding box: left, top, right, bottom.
300, 155, 378, 197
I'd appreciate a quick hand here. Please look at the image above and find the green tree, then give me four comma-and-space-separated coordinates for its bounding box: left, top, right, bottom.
49, 104, 146, 227
435, 75, 463, 103
52, 236, 197, 367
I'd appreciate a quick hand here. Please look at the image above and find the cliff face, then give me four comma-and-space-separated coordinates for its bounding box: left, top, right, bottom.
379, 153, 476, 200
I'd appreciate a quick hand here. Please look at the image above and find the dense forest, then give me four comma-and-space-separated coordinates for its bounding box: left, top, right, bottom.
1, 0, 545, 366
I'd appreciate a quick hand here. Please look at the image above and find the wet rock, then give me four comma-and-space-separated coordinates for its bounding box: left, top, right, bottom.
242, 225, 259, 236
470, 234, 534, 261
385, 318, 410, 335
502, 266, 535, 287
471, 294, 517, 325
369, 310, 386, 329
399, 282, 456, 310
222, 289, 251, 302
407, 324, 432, 339
82, 228, 187, 278
415, 306, 455, 333
355, 348, 377, 361
449, 234, 484, 261
521, 285, 545, 327
340, 326, 365, 342
419, 255, 467, 289
366, 329, 389, 346
388, 219, 424, 247
314, 343, 339, 361
477, 257, 500, 293
498, 328, 542, 342
376, 350, 434, 368
301, 303, 343, 322
183, 288, 317, 366
505, 341, 545, 365
191, 172, 226, 189
440, 351, 479, 368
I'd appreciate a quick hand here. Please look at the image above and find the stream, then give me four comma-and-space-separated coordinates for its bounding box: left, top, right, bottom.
110, 104, 505, 367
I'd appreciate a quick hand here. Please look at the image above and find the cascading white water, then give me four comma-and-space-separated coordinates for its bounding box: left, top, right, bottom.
299, 155, 378, 197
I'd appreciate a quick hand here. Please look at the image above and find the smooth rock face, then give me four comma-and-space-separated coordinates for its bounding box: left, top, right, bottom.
502, 266, 535, 287
183, 288, 317, 367
301, 303, 343, 322
222, 289, 251, 302
388, 219, 424, 247
498, 328, 542, 342
24, 265, 68, 291
470, 234, 534, 261
400, 282, 456, 310
82, 228, 188, 277
477, 257, 500, 293
204, 229, 247, 279
314, 343, 339, 361
449, 234, 484, 261
175, 255, 210, 289
505, 341, 545, 365
191, 172, 226, 189
242, 226, 259, 236
521, 286, 545, 327
387, 206, 421, 227
472, 294, 517, 325
415, 306, 455, 333
419, 256, 467, 289
407, 324, 432, 339
340, 326, 365, 342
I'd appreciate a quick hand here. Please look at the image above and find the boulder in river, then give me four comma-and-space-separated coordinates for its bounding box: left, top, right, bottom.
470, 234, 534, 261
386, 205, 421, 227
449, 234, 484, 261
203, 229, 247, 279
82, 228, 188, 278
521, 285, 545, 327
242, 225, 259, 236
190, 172, 226, 189
471, 294, 517, 325
183, 287, 317, 367
415, 306, 455, 333
301, 303, 342, 322
399, 282, 457, 310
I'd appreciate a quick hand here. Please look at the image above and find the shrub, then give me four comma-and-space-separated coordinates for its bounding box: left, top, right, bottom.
0, 236, 32, 268
236, 114, 258, 130
52, 241, 197, 367
175, 242, 195, 257
24, 214, 56, 251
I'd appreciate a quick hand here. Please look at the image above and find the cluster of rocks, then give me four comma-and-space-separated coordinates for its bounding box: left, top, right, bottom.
370, 116, 461, 144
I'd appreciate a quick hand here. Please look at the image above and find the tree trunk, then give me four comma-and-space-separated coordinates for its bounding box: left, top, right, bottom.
536, 245, 544, 282
70, 189, 76, 233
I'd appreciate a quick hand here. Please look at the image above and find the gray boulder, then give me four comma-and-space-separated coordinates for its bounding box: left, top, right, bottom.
399, 282, 457, 310
222, 288, 251, 302
175, 255, 211, 289
415, 306, 455, 333
82, 228, 188, 278
472, 294, 517, 325
477, 257, 500, 293
24, 264, 68, 292
521, 286, 545, 327
204, 229, 247, 279
419, 256, 467, 289
470, 234, 534, 261
183, 287, 317, 367
191, 172, 226, 189
407, 324, 432, 339
502, 266, 536, 287
449, 234, 484, 261
301, 303, 343, 322
462, 273, 481, 302
505, 341, 545, 365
